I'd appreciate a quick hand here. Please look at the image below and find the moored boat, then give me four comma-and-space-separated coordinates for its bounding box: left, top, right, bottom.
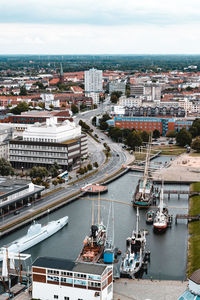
133, 135, 154, 208
153, 186, 168, 232
77, 193, 107, 263
146, 210, 155, 224
120, 208, 148, 278
0, 216, 68, 259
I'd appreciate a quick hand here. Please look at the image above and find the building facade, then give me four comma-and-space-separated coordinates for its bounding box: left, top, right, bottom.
113, 116, 193, 136
9, 118, 87, 170
84, 68, 103, 93
109, 81, 126, 95
32, 257, 113, 300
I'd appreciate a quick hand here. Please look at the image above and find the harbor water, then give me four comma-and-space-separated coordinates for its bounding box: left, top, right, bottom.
0, 156, 189, 281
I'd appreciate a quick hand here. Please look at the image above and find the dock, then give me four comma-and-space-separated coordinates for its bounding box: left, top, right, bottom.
0, 284, 26, 300
175, 214, 200, 223
80, 184, 108, 194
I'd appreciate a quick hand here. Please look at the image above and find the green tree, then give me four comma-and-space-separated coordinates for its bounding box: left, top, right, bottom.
126, 131, 142, 150
110, 91, 123, 104
30, 166, 48, 179
153, 129, 160, 139
87, 164, 93, 171
0, 158, 14, 176
190, 119, 200, 136
71, 104, 79, 114
140, 131, 149, 143
93, 162, 99, 168
52, 180, 58, 186
176, 128, 192, 146
19, 86, 27, 96
10, 102, 29, 115
191, 137, 200, 153
49, 162, 60, 178
49, 104, 54, 109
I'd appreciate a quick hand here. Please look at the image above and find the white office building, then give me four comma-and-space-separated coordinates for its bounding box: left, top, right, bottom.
84, 68, 103, 93
9, 118, 87, 170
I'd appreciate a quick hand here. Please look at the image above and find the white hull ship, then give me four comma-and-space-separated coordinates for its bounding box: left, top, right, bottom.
0, 216, 68, 258
153, 185, 168, 232
120, 208, 147, 278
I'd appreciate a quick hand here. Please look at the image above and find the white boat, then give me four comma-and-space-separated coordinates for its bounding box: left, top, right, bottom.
153, 186, 168, 232
0, 216, 68, 258
120, 208, 147, 278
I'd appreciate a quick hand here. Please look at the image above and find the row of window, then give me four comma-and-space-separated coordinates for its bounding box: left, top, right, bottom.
47, 270, 100, 281
10, 156, 68, 164
10, 150, 68, 157
54, 297, 83, 300
11, 144, 67, 151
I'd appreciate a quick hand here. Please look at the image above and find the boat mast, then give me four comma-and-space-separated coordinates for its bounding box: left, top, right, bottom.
160, 181, 164, 214
97, 191, 100, 224
141, 133, 152, 199
136, 207, 139, 234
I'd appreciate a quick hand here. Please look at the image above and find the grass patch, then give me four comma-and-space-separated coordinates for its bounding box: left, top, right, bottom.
189, 153, 200, 157
152, 145, 185, 156
191, 182, 200, 193
187, 185, 200, 276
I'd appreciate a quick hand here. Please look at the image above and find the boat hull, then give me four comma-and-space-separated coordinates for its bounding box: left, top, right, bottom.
0, 216, 68, 258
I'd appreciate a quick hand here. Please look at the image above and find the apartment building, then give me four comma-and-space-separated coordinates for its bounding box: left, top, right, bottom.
84, 68, 103, 93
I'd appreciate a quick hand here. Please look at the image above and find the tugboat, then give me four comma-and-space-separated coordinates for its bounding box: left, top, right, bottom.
120, 208, 148, 278
77, 193, 106, 263
133, 135, 154, 207
153, 185, 168, 232
146, 210, 155, 224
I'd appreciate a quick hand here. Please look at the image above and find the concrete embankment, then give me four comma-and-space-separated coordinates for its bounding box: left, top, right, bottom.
113, 278, 187, 300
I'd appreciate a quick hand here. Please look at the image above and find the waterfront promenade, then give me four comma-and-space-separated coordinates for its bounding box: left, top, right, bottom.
113, 279, 187, 300
153, 153, 200, 183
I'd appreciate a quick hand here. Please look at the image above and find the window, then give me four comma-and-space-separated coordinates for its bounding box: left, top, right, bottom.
54, 296, 58, 299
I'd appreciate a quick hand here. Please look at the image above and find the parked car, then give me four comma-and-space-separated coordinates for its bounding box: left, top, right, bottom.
14, 210, 20, 215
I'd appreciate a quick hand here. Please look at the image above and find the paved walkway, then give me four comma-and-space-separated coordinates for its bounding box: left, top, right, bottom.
113, 279, 187, 300
152, 153, 200, 183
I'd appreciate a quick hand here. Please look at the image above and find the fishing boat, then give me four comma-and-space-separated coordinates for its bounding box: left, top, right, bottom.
146, 210, 155, 224
0, 216, 68, 259
120, 208, 147, 278
133, 135, 154, 207
153, 186, 168, 232
77, 193, 106, 263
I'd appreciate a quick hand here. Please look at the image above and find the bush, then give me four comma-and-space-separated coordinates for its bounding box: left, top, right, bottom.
87, 164, 93, 171
93, 162, 99, 168
52, 180, 58, 186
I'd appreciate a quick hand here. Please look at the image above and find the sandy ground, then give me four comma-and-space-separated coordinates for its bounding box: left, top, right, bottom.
152, 154, 200, 182
113, 279, 187, 300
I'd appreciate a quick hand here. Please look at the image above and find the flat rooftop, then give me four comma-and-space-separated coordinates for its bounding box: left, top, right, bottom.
33, 257, 107, 275
0, 177, 30, 196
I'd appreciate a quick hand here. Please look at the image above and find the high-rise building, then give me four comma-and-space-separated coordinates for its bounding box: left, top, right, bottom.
84, 68, 103, 93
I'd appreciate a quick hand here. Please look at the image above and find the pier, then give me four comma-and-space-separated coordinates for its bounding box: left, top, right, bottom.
175, 214, 200, 223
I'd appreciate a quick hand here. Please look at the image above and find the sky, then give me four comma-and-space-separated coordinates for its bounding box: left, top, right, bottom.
0, 0, 200, 54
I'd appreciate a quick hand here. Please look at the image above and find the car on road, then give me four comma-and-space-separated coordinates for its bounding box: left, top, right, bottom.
14, 210, 20, 215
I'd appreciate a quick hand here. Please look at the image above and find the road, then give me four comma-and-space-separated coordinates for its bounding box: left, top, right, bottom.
0, 102, 133, 228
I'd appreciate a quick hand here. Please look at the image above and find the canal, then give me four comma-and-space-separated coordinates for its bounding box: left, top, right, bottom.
0, 156, 189, 281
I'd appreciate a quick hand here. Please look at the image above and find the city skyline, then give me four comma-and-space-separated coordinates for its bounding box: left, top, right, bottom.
0, 0, 200, 54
